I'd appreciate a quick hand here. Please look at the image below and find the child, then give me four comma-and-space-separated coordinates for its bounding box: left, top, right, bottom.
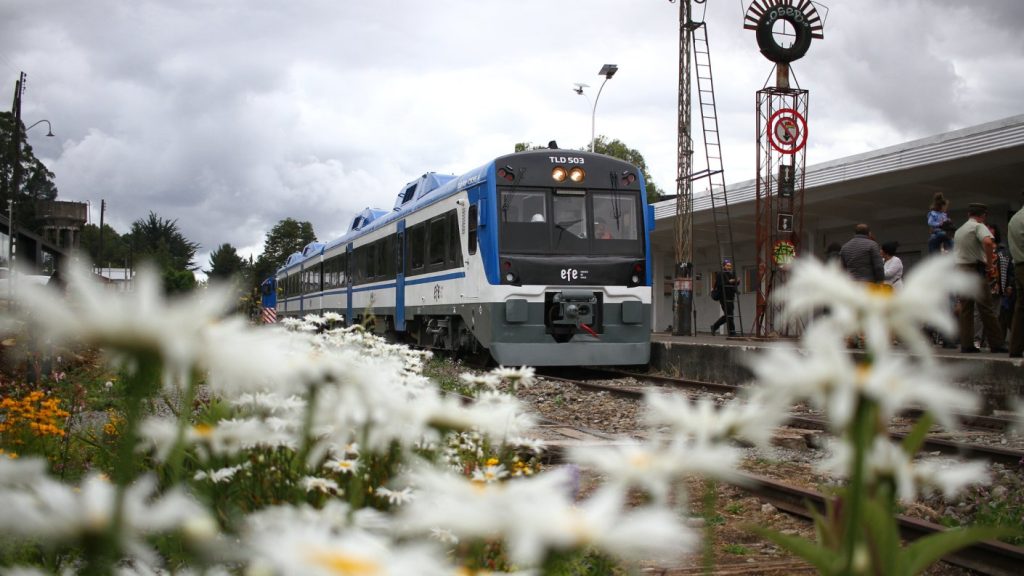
927, 192, 953, 253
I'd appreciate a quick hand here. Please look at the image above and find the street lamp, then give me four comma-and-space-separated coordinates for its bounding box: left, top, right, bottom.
7, 118, 55, 299
575, 64, 618, 152
24, 119, 55, 137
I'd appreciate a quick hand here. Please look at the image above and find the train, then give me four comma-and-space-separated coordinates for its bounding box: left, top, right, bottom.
266, 147, 654, 366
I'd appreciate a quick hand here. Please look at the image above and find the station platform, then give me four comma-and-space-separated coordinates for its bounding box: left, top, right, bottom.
649, 332, 1024, 413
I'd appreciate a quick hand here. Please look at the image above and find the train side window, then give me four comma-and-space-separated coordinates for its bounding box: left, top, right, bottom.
370, 240, 382, 278
468, 204, 478, 256
340, 254, 348, 286
447, 211, 462, 267
409, 224, 426, 271
354, 247, 365, 284
380, 236, 394, 279
428, 216, 446, 267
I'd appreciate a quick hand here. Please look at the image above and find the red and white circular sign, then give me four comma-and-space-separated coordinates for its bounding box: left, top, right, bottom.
768, 109, 807, 154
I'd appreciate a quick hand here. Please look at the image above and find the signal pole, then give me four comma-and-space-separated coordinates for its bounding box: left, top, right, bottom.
8, 72, 25, 286
672, 0, 695, 336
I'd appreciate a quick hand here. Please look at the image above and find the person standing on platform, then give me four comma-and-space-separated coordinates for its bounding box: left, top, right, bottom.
953, 203, 1006, 353
840, 223, 884, 283
710, 259, 739, 336
881, 241, 904, 289
1007, 205, 1024, 358
927, 192, 954, 254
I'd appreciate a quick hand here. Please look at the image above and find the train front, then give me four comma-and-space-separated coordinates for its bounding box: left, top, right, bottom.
478, 150, 653, 366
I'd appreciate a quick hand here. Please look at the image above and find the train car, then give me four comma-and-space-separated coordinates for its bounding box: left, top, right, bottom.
259, 276, 278, 323
274, 147, 654, 366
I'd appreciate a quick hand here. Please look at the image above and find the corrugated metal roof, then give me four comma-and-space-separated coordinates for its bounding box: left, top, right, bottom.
654, 113, 1024, 221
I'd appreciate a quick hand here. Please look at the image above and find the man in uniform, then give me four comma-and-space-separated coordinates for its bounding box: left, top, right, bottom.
1007, 204, 1024, 358
953, 203, 1007, 353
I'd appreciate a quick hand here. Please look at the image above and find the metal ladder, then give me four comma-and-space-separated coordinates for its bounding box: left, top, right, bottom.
689, 20, 743, 335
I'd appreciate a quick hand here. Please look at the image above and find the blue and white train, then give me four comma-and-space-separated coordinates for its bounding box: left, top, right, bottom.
270, 148, 654, 366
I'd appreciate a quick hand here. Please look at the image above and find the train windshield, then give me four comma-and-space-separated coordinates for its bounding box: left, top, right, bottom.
499, 188, 643, 256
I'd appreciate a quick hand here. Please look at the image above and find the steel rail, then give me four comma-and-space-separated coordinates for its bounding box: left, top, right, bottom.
538, 370, 1024, 468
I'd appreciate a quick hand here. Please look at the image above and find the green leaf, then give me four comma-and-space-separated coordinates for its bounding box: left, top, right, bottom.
862, 497, 902, 574
747, 525, 839, 574
901, 411, 934, 455
904, 525, 1021, 575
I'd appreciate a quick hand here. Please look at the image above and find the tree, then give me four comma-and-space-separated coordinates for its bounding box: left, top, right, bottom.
79, 223, 130, 269
0, 111, 60, 234
128, 212, 200, 272
207, 243, 246, 281
251, 218, 316, 292
256, 218, 316, 272
590, 136, 664, 202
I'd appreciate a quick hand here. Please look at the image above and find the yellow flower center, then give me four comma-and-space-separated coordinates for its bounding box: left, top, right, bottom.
309, 549, 381, 575
866, 282, 893, 299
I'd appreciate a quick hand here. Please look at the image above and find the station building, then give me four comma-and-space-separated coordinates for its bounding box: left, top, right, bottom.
648, 114, 1024, 335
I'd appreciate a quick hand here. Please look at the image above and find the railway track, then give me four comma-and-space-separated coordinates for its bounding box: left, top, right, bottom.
434, 364, 1024, 575
539, 368, 1024, 466
535, 418, 1024, 576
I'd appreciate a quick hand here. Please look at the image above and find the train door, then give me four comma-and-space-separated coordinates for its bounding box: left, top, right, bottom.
395, 220, 406, 331
345, 243, 353, 325
462, 196, 481, 300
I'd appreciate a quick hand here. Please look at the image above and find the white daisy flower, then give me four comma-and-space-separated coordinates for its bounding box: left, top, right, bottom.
15, 262, 234, 381
459, 372, 501, 390
471, 463, 509, 484
325, 457, 359, 475
375, 486, 415, 505
490, 365, 537, 389
302, 476, 340, 495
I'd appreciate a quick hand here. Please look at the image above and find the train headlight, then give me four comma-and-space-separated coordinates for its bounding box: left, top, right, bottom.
552, 166, 568, 182
631, 274, 640, 284
621, 170, 637, 186
569, 167, 585, 182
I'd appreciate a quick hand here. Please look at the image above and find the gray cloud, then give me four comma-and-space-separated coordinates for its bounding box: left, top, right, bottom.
2, 0, 1021, 270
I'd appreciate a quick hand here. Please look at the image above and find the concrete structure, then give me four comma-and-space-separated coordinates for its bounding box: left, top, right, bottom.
648, 334, 1022, 412
0, 213, 70, 276
649, 114, 1024, 334
38, 200, 88, 251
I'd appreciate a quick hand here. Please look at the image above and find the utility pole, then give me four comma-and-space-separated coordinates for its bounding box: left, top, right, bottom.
672, 0, 695, 336
8, 72, 25, 284
99, 199, 105, 273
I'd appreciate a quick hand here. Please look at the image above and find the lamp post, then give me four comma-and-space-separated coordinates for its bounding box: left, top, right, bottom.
575, 64, 618, 152
25, 119, 55, 137
7, 118, 54, 299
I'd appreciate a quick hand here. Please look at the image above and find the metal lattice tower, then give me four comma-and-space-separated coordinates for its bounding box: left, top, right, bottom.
753, 87, 808, 336
671, 0, 695, 336
742, 0, 826, 336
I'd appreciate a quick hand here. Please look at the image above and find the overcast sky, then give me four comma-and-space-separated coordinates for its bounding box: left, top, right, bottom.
2, 0, 1022, 274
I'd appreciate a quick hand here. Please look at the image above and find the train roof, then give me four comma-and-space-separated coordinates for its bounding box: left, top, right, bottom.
275, 149, 639, 274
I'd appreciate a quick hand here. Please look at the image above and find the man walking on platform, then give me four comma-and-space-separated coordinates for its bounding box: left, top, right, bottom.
1008, 204, 1024, 358
953, 203, 1007, 353
711, 260, 739, 336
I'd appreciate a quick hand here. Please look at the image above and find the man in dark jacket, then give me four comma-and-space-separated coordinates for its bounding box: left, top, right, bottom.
840, 223, 884, 282
710, 260, 739, 336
